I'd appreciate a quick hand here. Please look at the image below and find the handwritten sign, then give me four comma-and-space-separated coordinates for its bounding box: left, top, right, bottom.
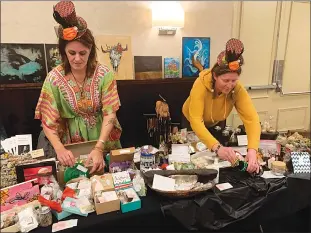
112, 171, 131, 187
169, 144, 190, 163
30, 149, 44, 159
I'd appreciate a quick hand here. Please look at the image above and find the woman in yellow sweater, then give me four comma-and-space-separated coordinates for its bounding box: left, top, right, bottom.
182, 38, 260, 173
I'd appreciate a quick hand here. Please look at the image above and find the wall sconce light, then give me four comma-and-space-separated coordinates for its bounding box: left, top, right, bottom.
151, 1, 184, 35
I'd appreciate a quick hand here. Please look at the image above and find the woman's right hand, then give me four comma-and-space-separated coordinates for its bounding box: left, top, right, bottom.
55, 147, 75, 167
217, 146, 238, 165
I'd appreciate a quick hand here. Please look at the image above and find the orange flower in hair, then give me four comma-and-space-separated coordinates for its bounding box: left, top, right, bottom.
228, 61, 240, 71
63, 26, 78, 41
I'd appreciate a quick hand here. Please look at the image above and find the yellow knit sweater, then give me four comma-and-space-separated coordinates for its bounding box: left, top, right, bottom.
182, 69, 261, 150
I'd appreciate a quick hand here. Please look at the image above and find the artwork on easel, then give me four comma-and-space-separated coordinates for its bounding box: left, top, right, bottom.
95, 35, 134, 80
0, 43, 47, 87
164, 57, 180, 78
45, 44, 62, 72
182, 37, 210, 78
134, 56, 162, 80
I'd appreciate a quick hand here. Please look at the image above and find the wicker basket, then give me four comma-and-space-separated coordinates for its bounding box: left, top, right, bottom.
151, 181, 215, 198
143, 169, 217, 198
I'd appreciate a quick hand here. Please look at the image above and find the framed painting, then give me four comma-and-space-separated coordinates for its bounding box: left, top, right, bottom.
182, 37, 210, 78
0, 43, 47, 88
95, 35, 134, 80
15, 160, 58, 186
45, 44, 62, 72
164, 57, 180, 78
134, 56, 162, 80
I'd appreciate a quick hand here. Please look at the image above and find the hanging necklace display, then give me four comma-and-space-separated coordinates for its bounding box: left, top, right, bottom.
144, 96, 171, 150
71, 72, 88, 110
144, 114, 158, 146
155, 96, 171, 153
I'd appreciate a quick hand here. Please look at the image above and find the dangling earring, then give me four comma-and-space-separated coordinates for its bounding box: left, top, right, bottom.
211, 89, 214, 93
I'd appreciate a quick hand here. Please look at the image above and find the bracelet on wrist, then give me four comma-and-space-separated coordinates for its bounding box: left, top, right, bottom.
93, 146, 104, 153
212, 144, 222, 155
98, 139, 106, 145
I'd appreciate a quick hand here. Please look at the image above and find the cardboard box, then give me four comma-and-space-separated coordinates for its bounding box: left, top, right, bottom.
1, 223, 19, 233
1, 200, 41, 233
110, 147, 135, 163
116, 188, 141, 213
61, 197, 88, 217
91, 174, 120, 215
64, 140, 98, 158
91, 174, 114, 192
93, 191, 120, 215
52, 209, 73, 220
112, 171, 141, 213
57, 141, 105, 187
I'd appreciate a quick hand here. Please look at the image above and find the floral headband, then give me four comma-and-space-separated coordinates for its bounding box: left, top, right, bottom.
217, 38, 244, 71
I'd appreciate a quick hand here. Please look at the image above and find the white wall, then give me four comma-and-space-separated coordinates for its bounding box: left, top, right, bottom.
228, 1, 310, 132
1, 1, 233, 66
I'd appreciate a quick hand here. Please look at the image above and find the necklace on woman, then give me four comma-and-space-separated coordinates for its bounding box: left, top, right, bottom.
71, 72, 86, 98
71, 71, 88, 109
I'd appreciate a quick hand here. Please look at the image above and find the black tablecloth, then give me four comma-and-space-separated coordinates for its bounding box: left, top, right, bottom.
161, 168, 311, 231
31, 169, 311, 233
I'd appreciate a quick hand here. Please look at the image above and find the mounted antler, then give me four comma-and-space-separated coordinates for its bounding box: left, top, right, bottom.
101, 44, 112, 53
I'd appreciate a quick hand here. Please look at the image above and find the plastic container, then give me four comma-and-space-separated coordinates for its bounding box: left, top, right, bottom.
271, 161, 286, 176
140, 152, 155, 171
140, 146, 155, 171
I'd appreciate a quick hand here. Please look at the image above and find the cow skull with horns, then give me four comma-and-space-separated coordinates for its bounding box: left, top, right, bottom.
101, 43, 128, 72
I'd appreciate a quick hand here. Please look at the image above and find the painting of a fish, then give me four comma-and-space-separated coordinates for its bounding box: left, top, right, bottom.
0, 43, 47, 87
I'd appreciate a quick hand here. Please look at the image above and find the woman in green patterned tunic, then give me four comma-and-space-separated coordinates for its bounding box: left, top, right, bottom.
35, 1, 121, 173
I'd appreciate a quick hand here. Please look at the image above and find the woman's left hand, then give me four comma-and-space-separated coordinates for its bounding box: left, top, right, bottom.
245, 149, 259, 174
86, 149, 105, 174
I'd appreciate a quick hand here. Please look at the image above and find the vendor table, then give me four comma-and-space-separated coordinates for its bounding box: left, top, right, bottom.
32, 168, 311, 233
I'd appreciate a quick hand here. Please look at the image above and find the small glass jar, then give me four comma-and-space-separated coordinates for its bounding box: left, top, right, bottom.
222, 129, 230, 146
222, 129, 230, 137
140, 146, 155, 171
39, 207, 53, 227
271, 161, 286, 176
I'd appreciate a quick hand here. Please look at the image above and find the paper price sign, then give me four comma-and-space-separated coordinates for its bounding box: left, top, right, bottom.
112, 171, 131, 186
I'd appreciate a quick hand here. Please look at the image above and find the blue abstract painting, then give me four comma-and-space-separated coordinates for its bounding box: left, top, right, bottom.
0, 43, 47, 86
182, 37, 210, 77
